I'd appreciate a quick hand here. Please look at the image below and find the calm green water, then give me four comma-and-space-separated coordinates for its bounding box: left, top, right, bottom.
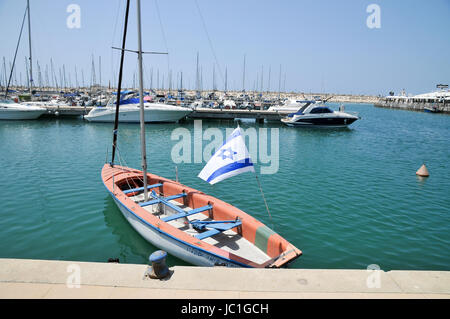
0, 104, 449, 270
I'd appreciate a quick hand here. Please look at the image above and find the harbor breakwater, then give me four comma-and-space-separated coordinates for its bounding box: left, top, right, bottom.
374, 100, 450, 114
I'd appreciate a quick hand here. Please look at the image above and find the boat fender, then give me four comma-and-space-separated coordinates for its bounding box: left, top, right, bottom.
147, 250, 169, 279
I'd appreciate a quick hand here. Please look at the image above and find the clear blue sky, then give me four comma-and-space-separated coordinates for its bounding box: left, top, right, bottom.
0, 0, 449, 95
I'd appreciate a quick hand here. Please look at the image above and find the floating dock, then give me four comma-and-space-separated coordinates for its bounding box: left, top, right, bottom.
0, 258, 448, 299
43, 105, 92, 117
41, 105, 291, 122
188, 107, 289, 122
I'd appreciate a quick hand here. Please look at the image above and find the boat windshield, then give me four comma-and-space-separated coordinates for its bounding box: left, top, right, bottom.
310, 107, 334, 114
0, 100, 14, 104
297, 103, 311, 113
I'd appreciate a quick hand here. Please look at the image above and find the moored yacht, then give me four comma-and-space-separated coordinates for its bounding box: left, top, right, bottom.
85, 92, 192, 123
0, 99, 46, 120
281, 103, 359, 128
268, 99, 317, 113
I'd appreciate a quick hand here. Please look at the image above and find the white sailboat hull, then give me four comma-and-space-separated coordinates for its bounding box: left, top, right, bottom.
85, 104, 192, 123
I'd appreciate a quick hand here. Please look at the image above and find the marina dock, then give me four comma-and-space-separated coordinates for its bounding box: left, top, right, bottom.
41, 105, 291, 121
43, 105, 92, 116
189, 107, 289, 122
0, 258, 448, 299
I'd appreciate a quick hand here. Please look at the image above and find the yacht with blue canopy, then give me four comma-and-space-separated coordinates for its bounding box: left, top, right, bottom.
84, 91, 192, 123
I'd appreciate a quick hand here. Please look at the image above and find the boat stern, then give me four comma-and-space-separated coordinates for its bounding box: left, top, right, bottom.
263, 232, 302, 268
267, 244, 302, 268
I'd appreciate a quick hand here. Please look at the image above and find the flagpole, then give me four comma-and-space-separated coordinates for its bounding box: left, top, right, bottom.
238, 123, 274, 229
197, 124, 274, 229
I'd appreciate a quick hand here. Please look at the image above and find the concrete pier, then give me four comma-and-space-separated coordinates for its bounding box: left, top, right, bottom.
0, 259, 448, 299
375, 101, 450, 114
43, 105, 92, 117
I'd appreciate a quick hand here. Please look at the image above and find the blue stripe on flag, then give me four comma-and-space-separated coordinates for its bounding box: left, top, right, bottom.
206, 158, 254, 183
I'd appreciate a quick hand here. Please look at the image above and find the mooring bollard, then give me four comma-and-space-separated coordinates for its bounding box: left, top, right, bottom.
148, 250, 169, 279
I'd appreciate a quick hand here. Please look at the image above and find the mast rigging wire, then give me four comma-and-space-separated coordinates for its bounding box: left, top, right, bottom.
194, 0, 225, 90
5, 5, 28, 98
154, 0, 170, 79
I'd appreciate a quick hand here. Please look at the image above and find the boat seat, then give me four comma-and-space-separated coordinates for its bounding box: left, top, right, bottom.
191, 219, 242, 240
123, 183, 163, 195
139, 192, 187, 207
145, 190, 212, 222
161, 204, 213, 222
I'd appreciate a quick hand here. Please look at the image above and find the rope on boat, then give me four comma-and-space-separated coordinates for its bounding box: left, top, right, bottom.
114, 145, 140, 193
254, 173, 275, 231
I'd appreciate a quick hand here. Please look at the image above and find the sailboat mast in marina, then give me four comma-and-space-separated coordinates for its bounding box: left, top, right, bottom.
27, 0, 33, 96
102, 0, 301, 268
135, 0, 149, 202
0, 0, 46, 120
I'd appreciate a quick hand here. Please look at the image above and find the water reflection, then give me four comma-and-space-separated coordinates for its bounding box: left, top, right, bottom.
416, 175, 429, 184
101, 194, 190, 266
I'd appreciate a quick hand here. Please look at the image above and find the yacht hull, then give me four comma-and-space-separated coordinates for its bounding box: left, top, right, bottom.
424, 107, 441, 113
85, 105, 192, 123
0, 107, 46, 120
283, 116, 358, 127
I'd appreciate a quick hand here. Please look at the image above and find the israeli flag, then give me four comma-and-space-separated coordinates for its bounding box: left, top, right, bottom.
198, 126, 255, 185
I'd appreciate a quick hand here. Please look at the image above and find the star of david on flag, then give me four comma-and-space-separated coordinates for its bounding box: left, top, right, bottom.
198, 126, 255, 185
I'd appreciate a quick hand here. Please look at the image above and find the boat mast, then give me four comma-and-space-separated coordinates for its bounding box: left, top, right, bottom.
111, 0, 130, 166
27, 0, 33, 96
24, 57, 29, 90
196, 52, 199, 96
4, 5, 28, 99
242, 54, 246, 93
136, 0, 149, 201
278, 64, 281, 100
212, 65, 216, 92
224, 67, 227, 93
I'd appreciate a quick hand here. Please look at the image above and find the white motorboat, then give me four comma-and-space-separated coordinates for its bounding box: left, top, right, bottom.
268, 99, 317, 112
85, 94, 192, 123
222, 99, 236, 109
281, 103, 359, 128
0, 99, 46, 120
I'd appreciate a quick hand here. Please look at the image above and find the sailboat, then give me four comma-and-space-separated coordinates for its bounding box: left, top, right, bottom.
102, 0, 301, 268
0, 0, 46, 120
